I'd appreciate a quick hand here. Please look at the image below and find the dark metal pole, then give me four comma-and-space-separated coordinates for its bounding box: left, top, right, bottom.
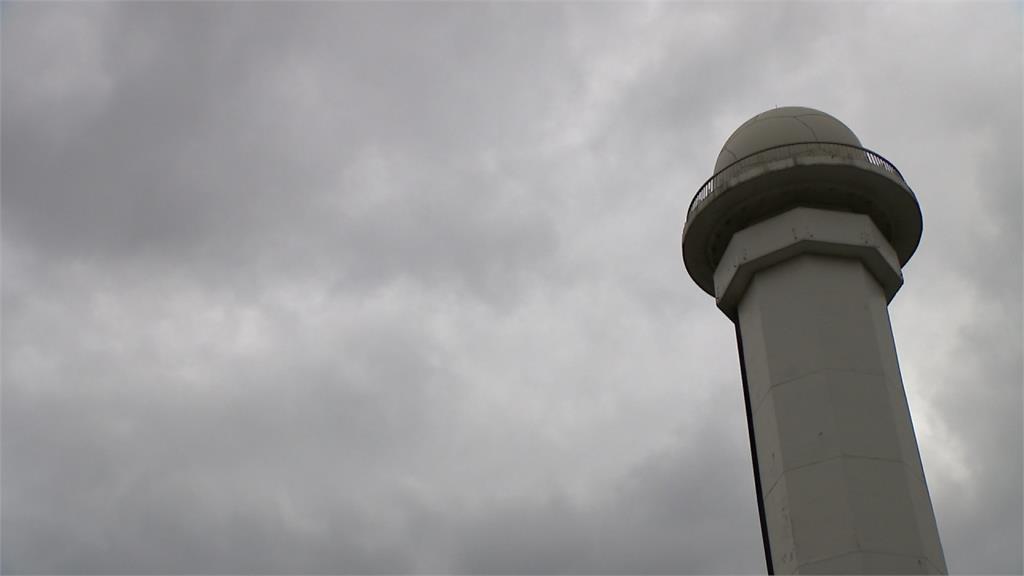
735, 321, 774, 574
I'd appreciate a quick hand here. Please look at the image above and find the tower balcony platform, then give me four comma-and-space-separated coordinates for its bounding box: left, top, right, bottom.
682, 141, 922, 297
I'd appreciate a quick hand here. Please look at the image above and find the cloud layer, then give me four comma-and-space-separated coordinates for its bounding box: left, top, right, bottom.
3, 3, 1021, 573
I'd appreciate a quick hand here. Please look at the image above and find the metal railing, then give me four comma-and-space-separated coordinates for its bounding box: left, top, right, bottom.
687, 142, 907, 218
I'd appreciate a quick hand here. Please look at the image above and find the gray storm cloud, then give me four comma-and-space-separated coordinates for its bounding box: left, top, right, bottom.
2, 2, 1021, 574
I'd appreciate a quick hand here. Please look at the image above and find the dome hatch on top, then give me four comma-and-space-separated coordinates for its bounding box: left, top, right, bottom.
714, 107, 862, 173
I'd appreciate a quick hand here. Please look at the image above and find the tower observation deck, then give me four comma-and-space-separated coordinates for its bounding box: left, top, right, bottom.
681, 107, 946, 574
683, 107, 922, 312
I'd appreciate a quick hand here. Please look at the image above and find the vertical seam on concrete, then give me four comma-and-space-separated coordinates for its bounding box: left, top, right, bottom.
736, 321, 774, 574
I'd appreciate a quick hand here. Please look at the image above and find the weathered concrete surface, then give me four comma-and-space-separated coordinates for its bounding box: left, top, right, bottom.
730, 249, 947, 574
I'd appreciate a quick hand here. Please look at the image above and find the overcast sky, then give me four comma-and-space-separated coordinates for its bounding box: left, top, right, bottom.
2, 2, 1021, 574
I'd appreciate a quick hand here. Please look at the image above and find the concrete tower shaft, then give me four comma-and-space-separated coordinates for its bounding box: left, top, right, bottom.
682, 107, 946, 574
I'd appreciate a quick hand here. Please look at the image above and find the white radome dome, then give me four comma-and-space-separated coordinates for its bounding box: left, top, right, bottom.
714, 107, 861, 173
